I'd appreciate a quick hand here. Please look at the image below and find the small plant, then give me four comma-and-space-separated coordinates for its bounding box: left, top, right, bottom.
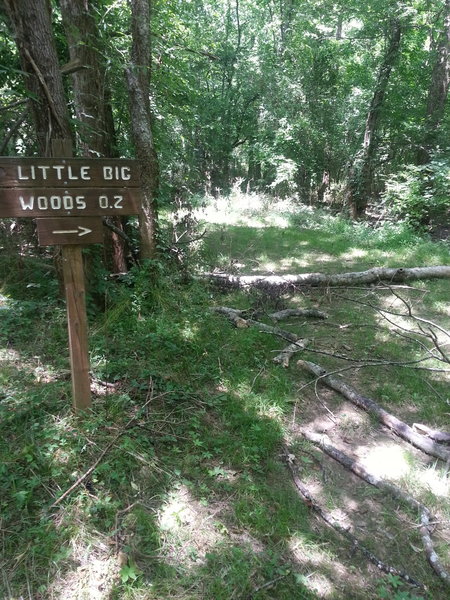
376, 575, 427, 600
119, 561, 143, 584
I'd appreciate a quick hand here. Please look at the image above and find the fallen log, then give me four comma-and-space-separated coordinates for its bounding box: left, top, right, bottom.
297, 359, 450, 463
269, 308, 328, 321
281, 445, 423, 588
300, 431, 450, 585
204, 266, 450, 291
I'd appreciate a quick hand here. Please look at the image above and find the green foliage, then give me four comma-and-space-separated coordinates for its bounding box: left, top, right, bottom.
2, 202, 450, 599
119, 561, 143, 584
383, 155, 450, 228
376, 574, 428, 600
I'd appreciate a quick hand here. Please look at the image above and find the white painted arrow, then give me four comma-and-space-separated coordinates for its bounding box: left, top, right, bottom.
52, 225, 92, 237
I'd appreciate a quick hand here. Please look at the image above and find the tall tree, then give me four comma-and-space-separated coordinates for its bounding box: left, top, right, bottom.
59, 0, 128, 273
3, 0, 72, 156
417, 0, 450, 164
346, 18, 402, 218
59, 0, 115, 158
126, 0, 160, 259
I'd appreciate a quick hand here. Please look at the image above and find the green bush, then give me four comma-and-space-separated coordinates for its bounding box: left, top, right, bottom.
383, 156, 450, 229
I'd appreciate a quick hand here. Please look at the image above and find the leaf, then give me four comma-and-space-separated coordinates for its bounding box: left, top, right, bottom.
120, 564, 140, 583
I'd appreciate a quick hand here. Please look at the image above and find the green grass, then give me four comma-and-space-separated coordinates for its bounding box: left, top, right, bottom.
1, 197, 449, 599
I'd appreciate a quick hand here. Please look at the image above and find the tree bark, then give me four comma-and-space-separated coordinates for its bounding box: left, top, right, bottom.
127, 0, 160, 260
347, 19, 402, 219
59, 0, 116, 157
417, 0, 450, 165
59, 0, 127, 273
3, 0, 73, 154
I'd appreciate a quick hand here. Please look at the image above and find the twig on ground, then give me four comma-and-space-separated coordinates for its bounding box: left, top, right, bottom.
334, 289, 450, 364
212, 307, 309, 363
214, 306, 450, 372
248, 573, 288, 597
49, 379, 156, 509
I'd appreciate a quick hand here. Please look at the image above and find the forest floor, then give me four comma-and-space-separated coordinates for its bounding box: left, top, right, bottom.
1, 193, 449, 600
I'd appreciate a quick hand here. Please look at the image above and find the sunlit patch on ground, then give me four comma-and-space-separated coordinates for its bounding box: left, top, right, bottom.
341, 248, 369, 260
0, 347, 21, 361
254, 252, 337, 273
47, 537, 119, 600
288, 536, 366, 597
289, 537, 335, 595
411, 463, 450, 499
0, 346, 58, 384
196, 193, 297, 228
359, 443, 410, 479
433, 301, 450, 316
157, 484, 225, 568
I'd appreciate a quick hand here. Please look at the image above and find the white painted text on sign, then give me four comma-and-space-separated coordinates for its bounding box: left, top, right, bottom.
16, 164, 131, 183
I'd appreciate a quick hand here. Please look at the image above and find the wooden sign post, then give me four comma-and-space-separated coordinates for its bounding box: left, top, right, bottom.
0, 154, 142, 412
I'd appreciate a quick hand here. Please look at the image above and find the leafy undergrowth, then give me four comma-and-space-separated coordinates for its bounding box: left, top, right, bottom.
1, 197, 449, 599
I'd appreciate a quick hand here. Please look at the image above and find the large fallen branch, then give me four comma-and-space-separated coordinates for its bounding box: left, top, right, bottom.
297, 359, 450, 463
413, 423, 450, 444
204, 266, 450, 291
281, 445, 423, 588
212, 306, 309, 366
301, 430, 450, 585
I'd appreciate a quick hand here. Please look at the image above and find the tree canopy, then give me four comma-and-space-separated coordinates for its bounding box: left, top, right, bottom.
0, 0, 449, 235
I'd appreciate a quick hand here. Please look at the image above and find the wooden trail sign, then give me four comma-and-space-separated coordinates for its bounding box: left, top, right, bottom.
0, 158, 142, 218
0, 154, 142, 413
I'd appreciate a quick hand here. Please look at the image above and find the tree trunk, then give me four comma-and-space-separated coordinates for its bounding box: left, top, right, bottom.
347, 19, 402, 219
417, 0, 450, 165
59, 0, 115, 157
127, 0, 160, 260
59, 0, 127, 273
3, 0, 73, 155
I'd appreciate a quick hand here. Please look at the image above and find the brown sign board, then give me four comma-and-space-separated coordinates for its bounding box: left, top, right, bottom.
37, 217, 104, 246
0, 157, 141, 188
0, 187, 142, 218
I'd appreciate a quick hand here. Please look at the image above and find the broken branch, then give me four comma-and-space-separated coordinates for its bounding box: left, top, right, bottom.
50, 380, 157, 508
301, 430, 450, 585
297, 359, 450, 463
413, 424, 450, 444
212, 306, 309, 366
282, 445, 423, 588
269, 308, 328, 321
